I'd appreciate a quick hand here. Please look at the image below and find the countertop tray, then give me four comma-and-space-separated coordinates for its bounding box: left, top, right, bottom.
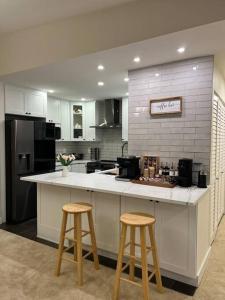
131, 179, 176, 188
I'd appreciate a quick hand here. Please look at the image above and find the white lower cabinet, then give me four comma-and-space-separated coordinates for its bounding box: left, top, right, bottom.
37, 183, 210, 285
121, 197, 197, 279
154, 202, 195, 278
92, 192, 120, 253
121, 196, 154, 264
70, 188, 93, 245
37, 184, 71, 243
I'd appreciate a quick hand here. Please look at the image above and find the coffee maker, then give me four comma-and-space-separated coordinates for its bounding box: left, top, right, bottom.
116, 156, 140, 181
177, 158, 193, 187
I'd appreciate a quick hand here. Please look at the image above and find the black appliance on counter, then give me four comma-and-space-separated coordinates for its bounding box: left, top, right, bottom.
86, 160, 116, 173
198, 171, 207, 188
5, 115, 57, 223
116, 156, 140, 181
177, 158, 193, 187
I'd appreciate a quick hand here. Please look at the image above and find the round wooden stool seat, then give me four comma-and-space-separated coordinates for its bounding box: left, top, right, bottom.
62, 202, 92, 214
120, 212, 155, 226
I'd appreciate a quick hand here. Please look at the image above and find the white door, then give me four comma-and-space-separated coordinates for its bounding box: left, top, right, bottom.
122, 97, 128, 141
85, 101, 96, 141
47, 97, 61, 123
60, 100, 71, 141
25, 90, 47, 117
5, 85, 26, 115
93, 192, 120, 253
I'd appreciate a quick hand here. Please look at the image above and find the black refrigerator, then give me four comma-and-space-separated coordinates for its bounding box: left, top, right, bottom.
5, 117, 57, 223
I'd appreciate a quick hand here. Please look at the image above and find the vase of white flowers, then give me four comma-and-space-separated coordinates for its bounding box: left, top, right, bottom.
56, 154, 76, 177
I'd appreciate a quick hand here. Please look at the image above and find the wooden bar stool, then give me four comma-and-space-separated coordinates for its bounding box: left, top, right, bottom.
113, 212, 163, 300
55, 202, 99, 285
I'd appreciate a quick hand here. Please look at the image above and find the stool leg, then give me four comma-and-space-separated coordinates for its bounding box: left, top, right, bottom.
113, 223, 127, 300
87, 210, 99, 270
73, 215, 77, 262
129, 226, 136, 281
55, 211, 68, 276
140, 226, 150, 300
148, 225, 163, 293
75, 213, 83, 286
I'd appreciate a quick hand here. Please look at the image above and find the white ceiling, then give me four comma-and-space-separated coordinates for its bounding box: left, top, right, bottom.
1, 20, 225, 101
0, 0, 134, 34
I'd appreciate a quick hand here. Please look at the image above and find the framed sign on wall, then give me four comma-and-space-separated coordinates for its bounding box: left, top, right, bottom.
150, 96, 182, 116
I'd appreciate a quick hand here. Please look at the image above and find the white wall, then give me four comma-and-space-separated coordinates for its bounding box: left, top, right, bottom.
213, 64, 225, 101
128, 56, 214, 174
0, 82, 5, 223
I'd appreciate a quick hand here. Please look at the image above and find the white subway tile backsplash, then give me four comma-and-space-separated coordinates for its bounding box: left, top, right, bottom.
128, 56, 213, 169
56, 128, 126, 161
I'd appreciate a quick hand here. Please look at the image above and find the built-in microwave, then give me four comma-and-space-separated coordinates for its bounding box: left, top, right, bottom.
34, 122, 61, 140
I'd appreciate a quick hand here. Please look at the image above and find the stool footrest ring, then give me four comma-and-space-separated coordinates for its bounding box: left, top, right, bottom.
120, 277, 142, 287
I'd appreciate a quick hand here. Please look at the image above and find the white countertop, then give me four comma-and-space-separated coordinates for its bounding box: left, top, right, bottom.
21, 172, 209, 206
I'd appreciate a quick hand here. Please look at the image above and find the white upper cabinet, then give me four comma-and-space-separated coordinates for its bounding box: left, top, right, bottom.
70, 101, 100, 141
25, 90, 47, 117
122, 97, 128, 141
5, 85, 26, 115
71, 102, 86, 141
47, 97, 61, 123
85, 101, 100, 141
85, 101, 95, 141
5, 84, 47, 117
60, 100, 71, 141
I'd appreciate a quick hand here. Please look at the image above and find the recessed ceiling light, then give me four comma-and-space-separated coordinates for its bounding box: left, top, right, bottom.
177, 47, 186, 53
155, 73, 160, 77
48, 89, 54, 93
126, 92, 129, 96
97, 65, 104, 70
193, 65, 198, 71
124, 77, 129, 82
133, 56, 141, 63
81, 98, 86, 101
98, 81, 104, 86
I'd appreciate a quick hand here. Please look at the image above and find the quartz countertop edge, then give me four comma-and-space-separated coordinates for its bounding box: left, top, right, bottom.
21, 172, 209, 206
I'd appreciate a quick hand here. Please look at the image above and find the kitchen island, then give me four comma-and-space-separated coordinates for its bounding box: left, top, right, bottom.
22, 172, 210, 287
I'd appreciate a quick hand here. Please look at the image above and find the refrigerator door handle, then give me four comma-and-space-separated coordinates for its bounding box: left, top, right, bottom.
26, 153, 31, 171
19, 153, 27, 159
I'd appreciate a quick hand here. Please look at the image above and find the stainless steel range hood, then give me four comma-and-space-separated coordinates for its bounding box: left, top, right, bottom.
90, 99, 122, 128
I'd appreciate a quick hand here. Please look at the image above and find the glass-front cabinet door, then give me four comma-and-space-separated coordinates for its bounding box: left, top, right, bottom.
71, 103, 85, 140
